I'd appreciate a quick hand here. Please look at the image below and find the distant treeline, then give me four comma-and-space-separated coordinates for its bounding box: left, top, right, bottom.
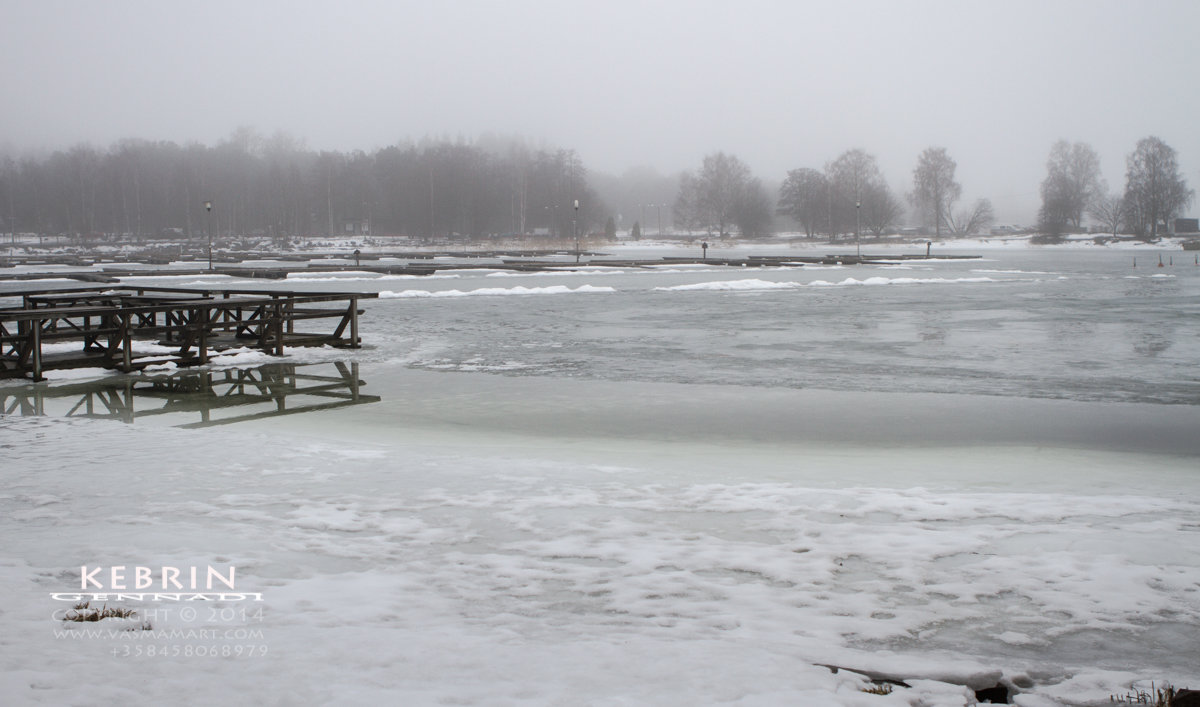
0, 130, 606, 241
1, 130, 1192, 242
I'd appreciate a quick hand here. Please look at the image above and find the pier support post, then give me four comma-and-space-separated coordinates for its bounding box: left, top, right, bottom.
120, 312, 133, 373
273, 301, 284, 356
30, 316, 43, 382
197, 307, 209, 364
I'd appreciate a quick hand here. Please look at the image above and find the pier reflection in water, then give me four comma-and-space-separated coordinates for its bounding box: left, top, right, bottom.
0, 361, 379, 428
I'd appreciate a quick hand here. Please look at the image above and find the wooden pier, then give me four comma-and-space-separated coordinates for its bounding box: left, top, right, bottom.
1, 285, 375, 381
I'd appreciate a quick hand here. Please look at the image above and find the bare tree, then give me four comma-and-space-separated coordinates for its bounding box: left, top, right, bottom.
1088, 193, 1128, 238
861, 180, 904, 237
826, 149, 885, 239
672, 172, 704, 234
0, 157, 16, 242
909, 147, 961, 237
1124, 136, 1193, 239
777, 167, 828, 237
733, 178, 774, 237
1038, 140, 1104, 234
673, 152, 764, 237
947, 198, 994, 236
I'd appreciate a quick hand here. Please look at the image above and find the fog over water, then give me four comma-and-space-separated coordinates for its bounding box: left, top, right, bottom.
3, 0, 1200, 223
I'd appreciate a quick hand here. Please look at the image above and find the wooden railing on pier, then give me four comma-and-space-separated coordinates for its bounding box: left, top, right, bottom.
0, 285, 376, 381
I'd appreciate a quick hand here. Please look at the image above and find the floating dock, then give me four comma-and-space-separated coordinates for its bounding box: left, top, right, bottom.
0, 249, 982, 282
0, 285, 375, 381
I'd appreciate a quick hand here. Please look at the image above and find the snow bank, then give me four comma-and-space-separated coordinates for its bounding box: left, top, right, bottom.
37, 366, 113, 381
810, 276, 998, 287
280, 273, 463, 282
654, 276, 998, 292
285, 270, 380, 279
205, 348, 275, 367
116, 273, 233, 282
0, 277, 80, 285
379, 284, 616, 298
971, 269, 1058, 275
485, 269, 627, 277
656, 278, 802, 291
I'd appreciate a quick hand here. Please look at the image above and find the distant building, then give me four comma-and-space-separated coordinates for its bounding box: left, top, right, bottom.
1173, 218, 1198, 234
342, 219, 371, 236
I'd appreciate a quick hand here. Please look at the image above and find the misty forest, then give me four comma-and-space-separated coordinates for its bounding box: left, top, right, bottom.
0, 130, 1192, 245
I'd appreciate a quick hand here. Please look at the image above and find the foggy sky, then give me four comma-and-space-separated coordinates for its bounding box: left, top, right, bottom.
4, 0, 1199, 224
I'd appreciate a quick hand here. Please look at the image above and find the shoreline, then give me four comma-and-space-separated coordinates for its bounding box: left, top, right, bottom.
2, 231, 1197, 259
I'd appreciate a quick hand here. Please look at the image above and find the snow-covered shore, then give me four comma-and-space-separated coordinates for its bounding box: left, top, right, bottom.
3, 231, 1197, 262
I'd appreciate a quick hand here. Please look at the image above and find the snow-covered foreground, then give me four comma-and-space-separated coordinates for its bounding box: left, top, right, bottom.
2, 370, 1197, 706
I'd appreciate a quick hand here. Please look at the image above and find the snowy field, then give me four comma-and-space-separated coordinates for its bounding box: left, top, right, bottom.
2, 241, 1199, 706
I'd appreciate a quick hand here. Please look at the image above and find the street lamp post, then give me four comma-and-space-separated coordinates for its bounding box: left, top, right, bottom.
204, 200, 214, 270
573, 199, 580, 263
855, 199, 861, 258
